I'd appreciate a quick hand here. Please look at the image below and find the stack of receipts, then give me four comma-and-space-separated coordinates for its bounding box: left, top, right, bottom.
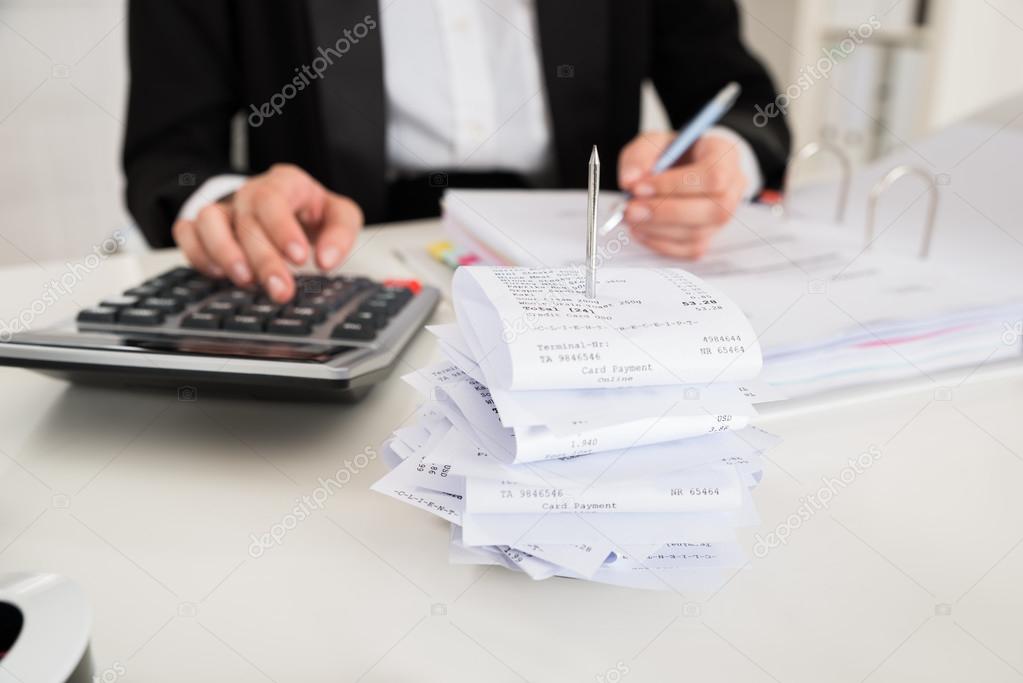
372, 266, 783, 591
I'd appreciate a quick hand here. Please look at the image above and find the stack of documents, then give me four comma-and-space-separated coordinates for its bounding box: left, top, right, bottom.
372, 266, 782, 590
441, 190, 1023, 398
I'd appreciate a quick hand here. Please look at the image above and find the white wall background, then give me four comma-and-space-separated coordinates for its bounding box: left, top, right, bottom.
0, 0, 131, 267
1, 0, 1022, 266
735, 0, 1023, 155
925, 0, 1023, 129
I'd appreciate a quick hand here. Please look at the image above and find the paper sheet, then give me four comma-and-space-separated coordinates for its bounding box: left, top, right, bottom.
370, 462, 464, 525
421, 423, 770, 490
427, 325, 785, 427
459, 508, 750, 547
452, 266, 763, 391
465, 465, 743, 514
405, 360, 765, 462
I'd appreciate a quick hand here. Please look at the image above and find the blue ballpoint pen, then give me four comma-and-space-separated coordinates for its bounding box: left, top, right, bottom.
599, 81, 743, 234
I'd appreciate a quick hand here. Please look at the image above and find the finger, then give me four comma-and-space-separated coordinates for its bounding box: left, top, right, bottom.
194, 204, 253, 286
632, 161, 735, 199
624, 196, 735, 229
241, 190, 311, 266
172, 219, 222, 277
235, 214, 295, 302
265, 163, 324, 213
262, 163, 335, 237
314, 194, 363, 270
618, 132, 672, 189
634, 232, 712, 260
630, 222, 721, 243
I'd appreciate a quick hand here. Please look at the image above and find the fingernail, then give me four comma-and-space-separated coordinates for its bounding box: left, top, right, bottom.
286, 241, 306, 264
267, 274, 287, 300
209, 264, 225, 278
319, 245, 340, 269
231, 262, 252, 283
625, 205, 651, 224
634, 183, 655, 197
621, 167, 642, 186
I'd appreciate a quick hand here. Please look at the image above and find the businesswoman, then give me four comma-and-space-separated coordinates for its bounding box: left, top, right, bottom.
123, 0, 790, 302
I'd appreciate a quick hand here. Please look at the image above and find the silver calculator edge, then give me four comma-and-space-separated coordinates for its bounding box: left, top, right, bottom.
0, 286, 440, 393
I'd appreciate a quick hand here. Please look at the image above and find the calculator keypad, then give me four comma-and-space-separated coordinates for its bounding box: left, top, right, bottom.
76, 268, 418, 344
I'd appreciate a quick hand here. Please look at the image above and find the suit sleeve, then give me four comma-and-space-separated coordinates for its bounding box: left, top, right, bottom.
122, 0, 241, 247
649, 0, 791, 190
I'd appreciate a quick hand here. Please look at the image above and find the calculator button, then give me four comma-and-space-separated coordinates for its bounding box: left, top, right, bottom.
162, 267, 196, 283
181, 312, 222, 330
367, 293, 407, 315
204, 301, 238, 315
166, 285, 204, 303
117, 308, 165, 326
141, 297, 185, 313
296, 294, 337, 311
77, 306, 119, 324
296, 275, 329, 295
327, 290, 356, 310
220, 290, 255, 306
224, 315, 265, 332
100, 296, 139, 309
350, 277, 375, 290
283, 305, 326, 324
124, 284, 161, 298
331, 321, 375, 341
145, 276, 174, 290
245, 303, 280, 318
348, 310, 379, 330
381, 285, 414, 301
383, 279, 421, 295
182, 279, 217, 297
359, 299, 392, 321
267, 318, 312, 336
386, 286, 413, 301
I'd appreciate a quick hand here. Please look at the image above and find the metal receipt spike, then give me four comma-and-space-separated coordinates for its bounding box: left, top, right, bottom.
782, 141, 852, 223
586, 146, 600, 299
865, 165, 939, 259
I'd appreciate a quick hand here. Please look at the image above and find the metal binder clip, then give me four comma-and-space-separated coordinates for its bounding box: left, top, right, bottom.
865, 165, 939, 259
585, 145, 600, 299
782, 141, 852, 223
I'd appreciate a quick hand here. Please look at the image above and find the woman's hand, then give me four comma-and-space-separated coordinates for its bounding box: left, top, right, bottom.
172, 164, 363, 302
617, 132, 748, 259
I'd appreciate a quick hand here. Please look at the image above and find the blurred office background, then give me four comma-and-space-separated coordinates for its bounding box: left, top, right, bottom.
1, 0, 1022, 266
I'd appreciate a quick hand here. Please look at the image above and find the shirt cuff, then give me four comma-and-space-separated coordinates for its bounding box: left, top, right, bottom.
177, 174, 248, 222
705, 126, 764, 200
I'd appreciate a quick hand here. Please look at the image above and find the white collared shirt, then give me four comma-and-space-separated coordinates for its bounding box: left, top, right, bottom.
379, 0, 554, 177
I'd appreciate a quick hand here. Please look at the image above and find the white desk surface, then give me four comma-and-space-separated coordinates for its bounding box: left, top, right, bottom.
1, 221, 1022, 683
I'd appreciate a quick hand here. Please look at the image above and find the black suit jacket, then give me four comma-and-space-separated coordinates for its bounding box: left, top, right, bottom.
124, 0, 791, 248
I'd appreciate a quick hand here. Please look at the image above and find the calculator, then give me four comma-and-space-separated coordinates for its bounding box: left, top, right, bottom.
0, 266, 440, 400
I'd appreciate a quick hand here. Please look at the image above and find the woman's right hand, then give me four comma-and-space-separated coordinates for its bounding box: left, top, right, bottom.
172, 163, 364, 302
